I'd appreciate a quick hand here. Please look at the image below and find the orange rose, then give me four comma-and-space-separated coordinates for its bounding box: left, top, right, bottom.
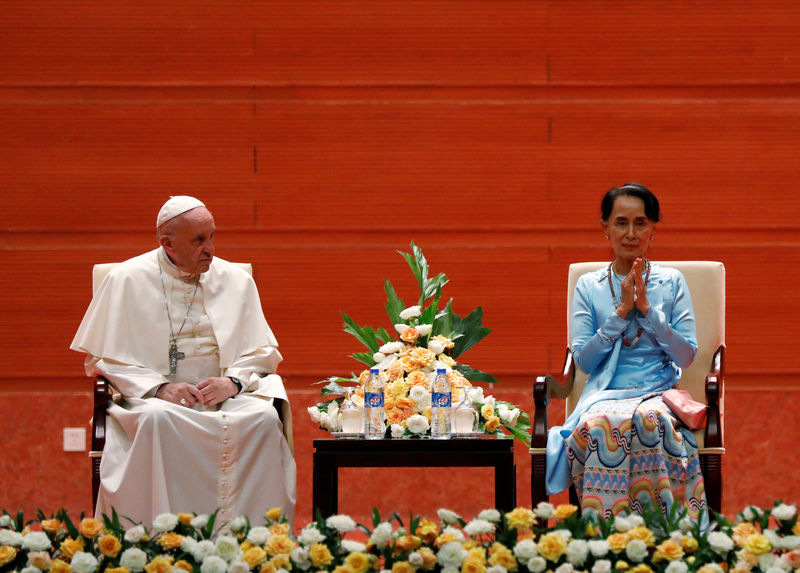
608, 533, 630, 553
505, 507, 536, 531
177, 513, 193, 526
793, 521, 800, 536
628, 526, 656, 547
388, 361, 405, 381
309, 543, 333, 567
418, 547, 438, 570
106, 567, 132, 573
447, 371, 467, 386
60, 537, 85, 559
332, 566, 354, 573
697, 566, 723, 573
266, 507, 282, 522
260, 562, 276, 573
243, 547, 267, 568
175, 561, 192, 573
266, 534, 296, 556
737, 551, 759, 567
630, 565, 653, 573
681, 536, 699, 553
269, 523, 290, 537
392, 562, 414, 573
51, 558, 73, 573
553, 504, 579, 520
394, 535, 422, 553
0, 546, 17, 567
416, 520, 439, 545
653, 540, 684, 562
158, 532, 184, 550
480, 404, 494, 419
431, 335, 455, 349
145, 555, 174, 573
488, 542, 517, 572
409, 348, 436, 367
271, 554, 291, 570
439, 355, 456, 368
484, 416, 501, 432
98, 534, 123, 557
733, 523, 758, 547
345, 552, 371, 573
406, 370, 428, 386
537, 532, 567, 561
41, 519, 63, 534
400, 329, 419, 343
78, 518, 104, 539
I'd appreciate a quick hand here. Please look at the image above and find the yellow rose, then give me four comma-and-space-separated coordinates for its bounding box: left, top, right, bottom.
630, 565, 653, 573
259, 562, 276, 573
505, 507, 536, 531
438, 354, 456, 367
417, 520, 439, 545
400, 328, 419, 343
653, 540, 684, 562
345, 552, 371, 573
615, 560, 630, 571
175, 561, 193, 573
488, 542, 517, 572
391, 562, 415, 573
431, 335, 455, 349
269, 523, 290, 537
265, 507, 283, 522
98, 534, 123, 557
310, 543, 333, 567
177, 513, 193, 526
437, 533, 459, 545
484, 416, 501, 432
51, 558, 73, 573
553, 504, 579, 520
240, 540, 253, 552
243, 547, 267, 568
388, 361, 406, 381
266, 534, 296, 556
158, 532, 184, 550
681, 536, 699, 553
418, 547, 438, 570
78, 518, 105, 539
733, 523, 758, 547
461, 554, 486, 573
271, 554, 291, 570
60, 537, 85, 559
608, 533, 630, 554
585, 523, 599, 538
106, 567, 132, 573
394, 535, 422, 553
480, 404, 494, 419
628, 526, 656, 547
536, 532, 567, 561
409, 348, 436, 368
333, 566, 354, 573
737, 550, 758, 567
698, 566, 723, 573
145, 555, 174, 573
743, 534, 771, 555
41, 519, 63, 534
793, 521, 800, 536
0, 546, 17, 566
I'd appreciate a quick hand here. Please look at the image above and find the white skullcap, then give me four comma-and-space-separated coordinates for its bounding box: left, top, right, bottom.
156, 196, 206, 227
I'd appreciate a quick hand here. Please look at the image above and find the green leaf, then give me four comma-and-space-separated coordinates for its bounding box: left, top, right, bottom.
372, 508, 381, 528
453, 363, 498, 384
398, 242, 427, 293
319, 379, 359, 397
449, 307, 492, 358
421, 273, 448, 305
376, 328, 394, 345
433, 299, 454, 337
313, 376, 358, 386
350, 351, 377, 367
341, 312, 381, 352
384, 279, 405, 325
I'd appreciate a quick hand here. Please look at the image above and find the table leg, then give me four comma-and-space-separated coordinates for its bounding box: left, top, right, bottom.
494, 451, 516, 512
313, 453, 338, 517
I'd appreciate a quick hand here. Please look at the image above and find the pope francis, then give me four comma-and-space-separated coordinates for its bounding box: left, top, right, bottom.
71, 196, 296, 525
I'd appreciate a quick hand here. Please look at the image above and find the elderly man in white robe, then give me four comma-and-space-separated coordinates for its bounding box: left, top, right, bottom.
71, 196, 296, 525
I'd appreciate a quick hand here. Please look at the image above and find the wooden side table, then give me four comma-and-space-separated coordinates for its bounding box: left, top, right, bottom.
312, 437, 516, 516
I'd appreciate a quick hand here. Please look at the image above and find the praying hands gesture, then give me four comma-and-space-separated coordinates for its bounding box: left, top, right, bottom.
156, 377, 238, 408
615, 257, 651, 318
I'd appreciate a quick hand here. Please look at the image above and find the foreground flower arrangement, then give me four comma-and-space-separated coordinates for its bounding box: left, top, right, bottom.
1, 501, 799, 573
308, 242, 531, 444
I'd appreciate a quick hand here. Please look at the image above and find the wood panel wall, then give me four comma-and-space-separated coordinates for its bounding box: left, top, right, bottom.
1, 1, 799, 523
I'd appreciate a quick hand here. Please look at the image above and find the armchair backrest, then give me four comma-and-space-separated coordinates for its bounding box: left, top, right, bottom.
565, 261, 725, 416
92, 262, 253, 295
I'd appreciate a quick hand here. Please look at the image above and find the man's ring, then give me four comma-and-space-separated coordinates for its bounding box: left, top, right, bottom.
180, 398, 188, 406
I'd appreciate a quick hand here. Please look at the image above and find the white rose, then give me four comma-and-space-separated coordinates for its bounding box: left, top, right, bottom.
499, 407, 520, 426
399, 306, 422, 320
437, 509, 461, 524
779, 535, 800, 550
379, 341, 403, 354
487, 566, 508, 573
201, 556, 228, 573
614, 515, 633, 533
566, 540, 589, 566
669, 531, 683, 543
628, 515, 644, 527
416, 324, 432, 336
772, 504, 797, 521
468, 386, 485, 404
527, 557, 547, 573
743, 506, 763, 521
373, 352, 387, 363
625, 539, 648, 563
406, 414, 430, 435
21, 567, 40, 573
152, 512, 179, 532
478, 509, 501, 523
759, 554, 777, 571
409, 385, 430, 404
464, 519, 494, 536
290, 547, 311, 570
124, 524, 146, 543
678, 516, 694, 533
216, 535, 241, 562
588, 540, 609, 557
765, 529, 781, 547
120, 548, 148, 572
326, 514, 357, 533
772, 557, 792, 572
181, 537, 199, 554
342, 540, 367, 553
707, 531, 734, 555
428, 341, 445, 354
229, 517, 247, 534
299, 524, 326, 546
513, 539, 538, 561
554, 564, 574, 573
483, 396, 496, 408
377, 355, 398, 371
191, 514, 209, 529
592, 560, 612, 573
394, 324, 410, 334
432, 360, 451, 373
0, 530, 23, 546
228, 560, 250, 573
391, 424, 406, 438
71, 552, 99, 573
442, 526, 465, 541
0, 515, 13, 528
555, 529, 572, 542
437, 541, 466, 568
409, 552, 424, 568
192, 540, 219, 561
320, 412, 340, 432
370, 522, 393, 547
247, 526, 271, 545
22, 532, 51, 552
442, 567, 460, 573
766, 568, 787, 573
534, 502, 555, 520
665, 561, 689, 573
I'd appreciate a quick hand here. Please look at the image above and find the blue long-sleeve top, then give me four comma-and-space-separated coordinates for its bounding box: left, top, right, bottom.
545, 263, 698, 495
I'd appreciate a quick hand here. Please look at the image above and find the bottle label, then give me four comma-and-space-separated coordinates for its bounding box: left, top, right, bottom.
432, 392, 451, 408
365, 392, 384, 408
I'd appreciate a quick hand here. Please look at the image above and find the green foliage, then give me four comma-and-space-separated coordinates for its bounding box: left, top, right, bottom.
448, 307, 492, 359
397, 241, 449, 306
341, 312, 383, 353
453, 363, 497, 384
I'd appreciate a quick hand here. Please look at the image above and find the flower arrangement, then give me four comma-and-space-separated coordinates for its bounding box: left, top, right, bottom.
307, 242, 530, 444
1, 501, 798, 573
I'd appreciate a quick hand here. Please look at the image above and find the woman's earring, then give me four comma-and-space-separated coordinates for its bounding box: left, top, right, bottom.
605, 235, 609, 239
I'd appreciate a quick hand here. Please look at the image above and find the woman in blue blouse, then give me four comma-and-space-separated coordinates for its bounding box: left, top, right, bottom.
546, 183, 708, 524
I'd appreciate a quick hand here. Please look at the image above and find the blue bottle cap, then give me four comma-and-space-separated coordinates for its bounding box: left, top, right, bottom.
369, 367, 380, 373
436, 368, 447, 374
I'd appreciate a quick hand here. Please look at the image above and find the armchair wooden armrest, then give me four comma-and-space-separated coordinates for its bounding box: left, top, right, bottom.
701, 345, 725, 512
90, 376, 111, 511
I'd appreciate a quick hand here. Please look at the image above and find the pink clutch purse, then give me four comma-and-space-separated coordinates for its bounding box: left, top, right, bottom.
663, 389, 707, 429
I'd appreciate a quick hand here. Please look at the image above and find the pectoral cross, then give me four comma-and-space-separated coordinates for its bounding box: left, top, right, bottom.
169, 342, 185, 376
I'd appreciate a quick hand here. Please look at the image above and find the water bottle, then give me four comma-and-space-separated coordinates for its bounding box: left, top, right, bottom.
431, 368, 452, 439
364, 367, 385, 439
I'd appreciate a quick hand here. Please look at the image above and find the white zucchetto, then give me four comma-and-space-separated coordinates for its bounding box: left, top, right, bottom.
156, 196, 206, 227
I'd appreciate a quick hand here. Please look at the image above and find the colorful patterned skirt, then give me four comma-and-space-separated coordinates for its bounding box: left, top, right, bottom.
565, 394, 708, 524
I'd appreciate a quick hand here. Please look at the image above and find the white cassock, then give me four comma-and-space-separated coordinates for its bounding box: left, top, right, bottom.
71, 247, 296, 526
